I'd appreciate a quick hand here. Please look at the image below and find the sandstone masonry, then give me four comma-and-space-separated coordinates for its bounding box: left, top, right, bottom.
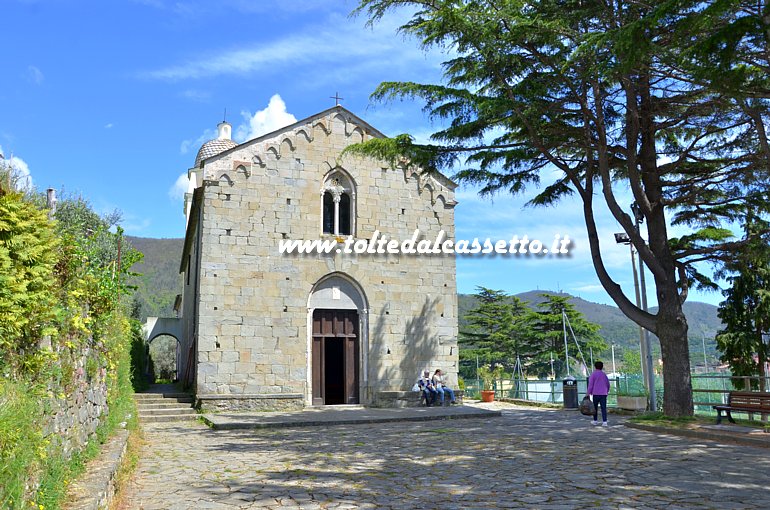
179, 106, 458, 410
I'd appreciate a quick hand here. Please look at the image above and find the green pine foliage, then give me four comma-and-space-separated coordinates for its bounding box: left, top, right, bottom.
528, 294, 607, 378
460, 288, 606, 379
351, 0, 770, 416
460, 287, 533, 368
716, 218, 770, 390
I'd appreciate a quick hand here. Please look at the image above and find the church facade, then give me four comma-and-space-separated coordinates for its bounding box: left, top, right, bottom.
177, 106, 458, 411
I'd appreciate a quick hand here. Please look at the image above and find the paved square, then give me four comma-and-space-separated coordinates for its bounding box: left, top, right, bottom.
118, 405, 770, 509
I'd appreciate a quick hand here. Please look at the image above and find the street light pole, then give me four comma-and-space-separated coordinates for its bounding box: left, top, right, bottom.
563, 310, 570, 376
631, 202, 657, 411
616, 232, 647, 385
611, 343, 616, 376
614, 204, 657, 411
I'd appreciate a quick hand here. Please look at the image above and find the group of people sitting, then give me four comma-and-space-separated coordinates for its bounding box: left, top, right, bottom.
415, 369, 457, 406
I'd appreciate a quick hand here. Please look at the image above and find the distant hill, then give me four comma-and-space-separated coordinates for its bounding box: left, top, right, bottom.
459, 290, 723, 360
126, 236, 184, 321
124, 236, 724, 361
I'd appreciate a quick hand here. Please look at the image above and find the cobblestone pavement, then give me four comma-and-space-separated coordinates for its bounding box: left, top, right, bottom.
118, 403, 770, 509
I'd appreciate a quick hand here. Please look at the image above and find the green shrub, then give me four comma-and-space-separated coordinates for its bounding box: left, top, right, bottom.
0, 182, 142, 509
34, 312, 138, 509
0, 378, 45, 509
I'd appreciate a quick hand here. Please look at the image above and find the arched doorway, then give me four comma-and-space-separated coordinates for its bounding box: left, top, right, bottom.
147, 334, 180, 383
308, 274, 368, 406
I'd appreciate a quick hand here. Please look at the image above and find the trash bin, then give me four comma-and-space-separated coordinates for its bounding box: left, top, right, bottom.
562, 375, 578, 409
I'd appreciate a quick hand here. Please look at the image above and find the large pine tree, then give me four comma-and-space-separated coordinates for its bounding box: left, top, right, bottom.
352, 0, 770, 416
528, 295, 606, 379
716, 218, 770, 391
460, 287, 532, 369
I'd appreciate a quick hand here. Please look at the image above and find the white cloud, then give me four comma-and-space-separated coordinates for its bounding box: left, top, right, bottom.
571, 284, 606, 293
179, 89, 211, 102
0, 145, 33, 190
119, 216, 152, 234
104, 123, 114, 129
139, 13, 435, 82
176, 95, 296, 197
26, 65, 44, 85
180, 128, 215, 155
142, 36, 320, 81
234, 94, 297, 142
131, 0, 330, 14
169, 172, 189, 201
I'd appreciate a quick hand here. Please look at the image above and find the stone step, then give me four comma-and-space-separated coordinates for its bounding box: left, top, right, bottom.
134, 393, 192, 401
136, 398, 193, 406
137, 402, 195, 410
134, 397, 194, 405
140, 413, 200, 423
139, 407, 197, 416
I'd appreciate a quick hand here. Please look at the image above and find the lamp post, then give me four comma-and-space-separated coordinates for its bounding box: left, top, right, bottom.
615, 205, 657, 412
614, 231, 645, 378
611, 343, 617, 377
631, 202, 657, 411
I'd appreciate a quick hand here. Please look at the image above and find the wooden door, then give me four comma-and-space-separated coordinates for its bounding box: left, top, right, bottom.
312, 309, 359, 405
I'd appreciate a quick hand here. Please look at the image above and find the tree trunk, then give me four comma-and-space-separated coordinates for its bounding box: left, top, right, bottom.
656, 299, 694, 417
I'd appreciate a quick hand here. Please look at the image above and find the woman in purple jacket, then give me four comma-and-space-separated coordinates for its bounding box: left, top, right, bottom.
587, 361, 610, 426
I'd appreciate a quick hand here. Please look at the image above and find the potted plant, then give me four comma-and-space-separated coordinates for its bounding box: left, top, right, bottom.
478, 365, 504, 403
616, 387, 649, 411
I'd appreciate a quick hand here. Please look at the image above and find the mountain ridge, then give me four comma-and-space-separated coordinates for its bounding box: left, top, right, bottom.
126, 236, 722, 361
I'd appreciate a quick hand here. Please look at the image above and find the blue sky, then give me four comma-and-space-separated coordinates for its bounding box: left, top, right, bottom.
1, 0, 725, 307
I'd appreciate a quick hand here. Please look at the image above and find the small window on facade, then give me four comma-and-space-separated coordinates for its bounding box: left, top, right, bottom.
321, 170, 356, 236
322, 192, 334, 234
339, 193, 351, 235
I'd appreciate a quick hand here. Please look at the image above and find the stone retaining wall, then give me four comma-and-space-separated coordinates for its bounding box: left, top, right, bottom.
43, 346, 108, 460
197, 393, 304, 412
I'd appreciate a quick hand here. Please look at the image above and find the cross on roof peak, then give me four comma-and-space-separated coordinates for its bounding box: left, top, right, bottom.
330, 92, 344, 106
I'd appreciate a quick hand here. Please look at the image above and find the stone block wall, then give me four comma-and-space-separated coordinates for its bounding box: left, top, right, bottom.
185, 108, 459, 407
43, 347, 108, 460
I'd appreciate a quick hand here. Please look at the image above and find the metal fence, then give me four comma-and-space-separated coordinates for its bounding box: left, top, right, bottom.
691, 374, 770, 415
461, 373, 770, 415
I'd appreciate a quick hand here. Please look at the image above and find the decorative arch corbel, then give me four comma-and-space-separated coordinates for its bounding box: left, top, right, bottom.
295, 128, 312, 144
234, 163, 251, 178
279, 137, 295, 157
312, 119, 331, 136
252, 154, 266, 168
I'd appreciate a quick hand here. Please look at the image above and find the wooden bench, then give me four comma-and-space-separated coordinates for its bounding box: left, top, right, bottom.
713, 391, 770, 424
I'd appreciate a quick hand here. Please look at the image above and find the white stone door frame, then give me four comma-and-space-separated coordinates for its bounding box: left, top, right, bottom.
306, 274, 369, 406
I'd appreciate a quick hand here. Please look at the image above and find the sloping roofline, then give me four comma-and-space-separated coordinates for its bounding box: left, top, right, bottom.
181, 106, 460, 272
197, 105, 386, 168
196, 104, 457, 190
